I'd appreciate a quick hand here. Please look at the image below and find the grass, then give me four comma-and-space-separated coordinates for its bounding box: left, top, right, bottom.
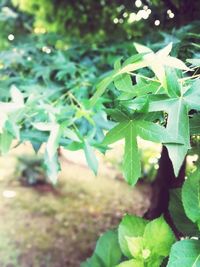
0, 142, 151, 267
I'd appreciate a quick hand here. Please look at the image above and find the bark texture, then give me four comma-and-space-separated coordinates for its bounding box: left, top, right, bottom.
144, 146, 186, 238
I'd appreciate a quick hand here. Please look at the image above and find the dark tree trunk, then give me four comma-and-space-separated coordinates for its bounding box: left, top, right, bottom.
144, 146, 186, 237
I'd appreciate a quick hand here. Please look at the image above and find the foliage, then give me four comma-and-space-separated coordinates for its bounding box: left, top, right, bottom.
0, 5, 200, 264
82, 215, 175, 266
0, 0, 199, 43
80, 41, 200, 266
0, 35, 127, 183
167, 239, 200, 267
16, 155, 47, 185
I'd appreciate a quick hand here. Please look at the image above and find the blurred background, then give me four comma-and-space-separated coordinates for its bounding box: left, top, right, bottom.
0, 0, 199, 266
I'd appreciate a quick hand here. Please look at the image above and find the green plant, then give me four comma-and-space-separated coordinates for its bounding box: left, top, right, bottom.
16, 155, 47, 185
0, 28, 200, 266
81, 42, 200, 266
81, 215, 175, 267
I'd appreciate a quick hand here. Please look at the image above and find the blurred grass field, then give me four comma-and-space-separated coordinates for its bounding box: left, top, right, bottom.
0, 142, 152, 267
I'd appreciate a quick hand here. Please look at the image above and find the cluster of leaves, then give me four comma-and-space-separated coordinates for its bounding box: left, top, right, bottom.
2, 0, 200, 43
0, 37, 107, 182
0, 21, 200, 266
91, 42, 200, 185
80, 40, 200, 265
0, 33, 143, 183
82, 214, 175, 266
83, 168, 200, 266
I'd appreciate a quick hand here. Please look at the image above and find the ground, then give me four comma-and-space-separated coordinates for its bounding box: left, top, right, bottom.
0, 142, 152, 267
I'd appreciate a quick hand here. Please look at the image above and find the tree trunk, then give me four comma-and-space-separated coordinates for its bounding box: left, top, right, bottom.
144, 146, 186, 232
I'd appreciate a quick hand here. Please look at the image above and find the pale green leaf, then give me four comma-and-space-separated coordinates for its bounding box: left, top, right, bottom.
126, 236, 144, 258
156, 42, 172, 57
84, 141, 98, 175
0, 130, 13, 155
163, 56, 190, 71
134, 42, 153, 54
143, 216, 176, 257
150, 62, 167, 89
166, 99, 190, 176
10, 85, 24, 105
46, 124, 61, 159
187, 58, 200, 66
0, 113, 7, 133
32, 122, 53, 131
118, 214, 148, 258
167, 240, 200, 267
64, 128, 80, 142
117, 259, 144, 267
116, 60, 148, 76
165, 68, 181, 97
44, 152, 60, 184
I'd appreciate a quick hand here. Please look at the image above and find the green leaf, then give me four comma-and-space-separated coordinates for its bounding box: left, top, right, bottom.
123, 123, 141, 185
187, 58, 200, 66
135, 120, 179, 144
103, 121, 141, 185
182, 169, 200, 223
134, 42, 153, 54
84, 141, 98, 175
169, 189, 200, 237
147, 92, 191, 176
124, 96, 149, 112
105, 109, 130, 122
114, 58, 133, 92
167, 240, 200, 267
33, 122, 62, 184
90, 72, 115, 106
184, 79, 200, 111
133, 43, 190, 90
80, 255, 101, 267
102, 121, 130, 146
10, 85, 24, 105
126, 236, 144, 258
190, 114, 200, 135
91, 43, 189, 104
44, 152, 60, 185
64, 128, 80, 142
81, 230, 122, 267
117, 259, 144, 267
0, 130, 13, 155
165, 99, 190, 176
46, 124, 61, 159
95, 230, 121, 266
143, 216, 176, 257
118, 80, 160, 100
118, 214, 148, 258
103, 117, 183, 185
148, 95, 176, 112
165, 68, 181, 97
123, 53, 147, 66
